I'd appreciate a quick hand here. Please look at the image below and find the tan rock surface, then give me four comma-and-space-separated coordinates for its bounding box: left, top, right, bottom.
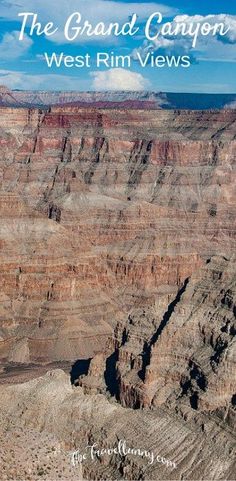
105, 257, 236, 420
0, 105, 236, 481
0, 107, 235, 363
0, 369, 235, 480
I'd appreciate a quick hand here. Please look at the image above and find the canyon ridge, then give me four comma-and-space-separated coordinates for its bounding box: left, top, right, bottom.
0, 102, 235, 480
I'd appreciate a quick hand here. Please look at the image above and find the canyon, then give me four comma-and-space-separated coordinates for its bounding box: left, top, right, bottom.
0, 86, 236, 109
0, 103, 235, 480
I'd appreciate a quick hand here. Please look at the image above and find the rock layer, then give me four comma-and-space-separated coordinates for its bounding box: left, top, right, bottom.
0, 107, 236, 363
0, 105, 236, 481
0, 369, 235, 481
107, 258, 236, 416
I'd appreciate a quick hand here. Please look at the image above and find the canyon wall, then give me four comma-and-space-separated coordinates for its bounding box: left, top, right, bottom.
0, 107, 235, 364
0, 106, 235, 480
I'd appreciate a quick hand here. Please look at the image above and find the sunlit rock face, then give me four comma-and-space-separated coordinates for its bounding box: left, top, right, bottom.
0, 106, 235, 366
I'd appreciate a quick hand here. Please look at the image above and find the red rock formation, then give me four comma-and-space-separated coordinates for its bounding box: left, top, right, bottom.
114, 257, 236, 418
0, 107, 235, 365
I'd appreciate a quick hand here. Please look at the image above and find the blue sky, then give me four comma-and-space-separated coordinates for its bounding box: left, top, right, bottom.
0, 0, 235, 92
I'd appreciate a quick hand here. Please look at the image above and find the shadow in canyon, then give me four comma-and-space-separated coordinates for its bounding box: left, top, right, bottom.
104, 350, 119, 398
70, 359, 91, 385
139, 277, 190, 381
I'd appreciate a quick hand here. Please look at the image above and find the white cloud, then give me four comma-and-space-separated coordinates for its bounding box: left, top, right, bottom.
0, 0, 177, 44
133, 36, 195, 65
91, 68, 150, 90
0, 69, 87, 90
178, 14, 236, 45
0, 67, 150, 91
1, 0, 176, 21
133, 13, 236, 63
0, 31, 33, 60
222, 16, 236, 43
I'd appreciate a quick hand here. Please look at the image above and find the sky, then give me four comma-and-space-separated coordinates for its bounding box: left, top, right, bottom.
0, 0, 235, 92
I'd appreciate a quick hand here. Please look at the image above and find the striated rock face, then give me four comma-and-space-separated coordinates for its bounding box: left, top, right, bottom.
0, 104, 235, 481
73, 256, 236, 427
0, 369, 236, 481
0, 107, 236, 364
104, 257, 236, 421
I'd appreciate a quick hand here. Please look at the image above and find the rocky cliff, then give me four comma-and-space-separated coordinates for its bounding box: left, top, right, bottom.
0, 368, 235, 480
81, 257, 235, 418
0, 107, 235, 365
0, 105, 235, 480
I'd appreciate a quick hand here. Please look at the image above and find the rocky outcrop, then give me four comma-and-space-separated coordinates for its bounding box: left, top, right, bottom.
89, 257, 235, 427
73, 256, 236, 427
0, 369, 235, 481
0, 107, 235, 363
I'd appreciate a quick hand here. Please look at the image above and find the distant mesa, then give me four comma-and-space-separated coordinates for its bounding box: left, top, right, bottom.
0, 87, 168, 109
0, 85, 235, 109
